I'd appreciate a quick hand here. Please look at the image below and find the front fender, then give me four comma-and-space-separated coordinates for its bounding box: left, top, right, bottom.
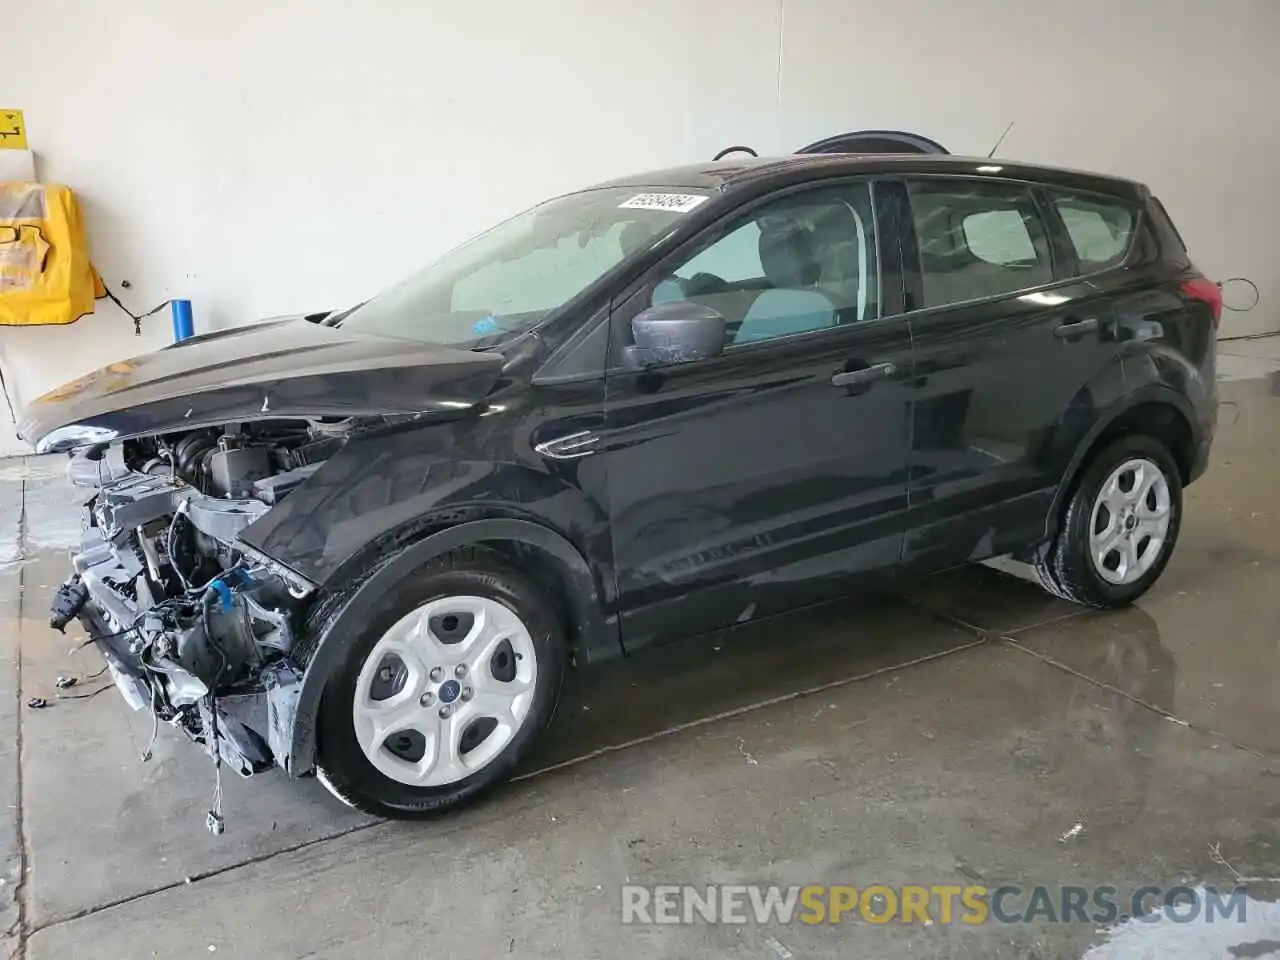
284, 517, 618, 777
240, 426, 614, 597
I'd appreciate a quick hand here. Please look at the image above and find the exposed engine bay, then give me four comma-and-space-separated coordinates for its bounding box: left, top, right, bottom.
50, 420, 343, 827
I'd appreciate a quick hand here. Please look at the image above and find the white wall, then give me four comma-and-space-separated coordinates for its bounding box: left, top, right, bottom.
3, 0, 1277, 455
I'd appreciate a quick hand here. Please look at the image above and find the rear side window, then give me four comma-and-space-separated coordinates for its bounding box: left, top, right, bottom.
1050, 191, 1137, 271
962, 210, 1037, 264
907, 179, 1053, 308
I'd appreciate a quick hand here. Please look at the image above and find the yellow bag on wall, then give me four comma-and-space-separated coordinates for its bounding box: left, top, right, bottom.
0, 182, 103, 326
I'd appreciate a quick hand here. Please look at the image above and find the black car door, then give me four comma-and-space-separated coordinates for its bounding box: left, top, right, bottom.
599, 179, 913, 651
896, 175, 1133, 571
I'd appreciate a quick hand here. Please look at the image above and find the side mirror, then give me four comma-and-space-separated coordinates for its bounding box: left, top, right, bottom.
626, 301, 726, 368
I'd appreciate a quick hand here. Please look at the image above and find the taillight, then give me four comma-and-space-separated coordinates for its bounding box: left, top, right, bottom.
1180, 276, 1223, 327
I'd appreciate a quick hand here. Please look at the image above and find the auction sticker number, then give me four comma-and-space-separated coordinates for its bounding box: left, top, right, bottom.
618, 193, 709, 213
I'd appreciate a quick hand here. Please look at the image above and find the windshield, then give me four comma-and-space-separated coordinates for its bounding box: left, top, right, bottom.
336, 187, 711, 346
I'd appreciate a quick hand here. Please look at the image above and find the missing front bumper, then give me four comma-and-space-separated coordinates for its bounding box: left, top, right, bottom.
60, 585, 303, 779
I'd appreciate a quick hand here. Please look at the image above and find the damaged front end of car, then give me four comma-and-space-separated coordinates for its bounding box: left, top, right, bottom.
21, 319, 507, 831
50, 422, 340, 793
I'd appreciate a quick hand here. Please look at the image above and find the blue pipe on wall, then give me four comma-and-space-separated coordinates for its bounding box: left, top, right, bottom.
170, 299, 194, 341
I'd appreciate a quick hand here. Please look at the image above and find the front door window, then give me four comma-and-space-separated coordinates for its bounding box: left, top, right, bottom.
651, 183, 880, 346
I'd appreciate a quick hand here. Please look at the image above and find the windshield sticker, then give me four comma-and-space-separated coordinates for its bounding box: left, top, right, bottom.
618, 193, 709, 214
471, 315, 500, 336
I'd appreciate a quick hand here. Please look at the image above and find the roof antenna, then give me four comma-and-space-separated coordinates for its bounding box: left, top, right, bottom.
987, 120, 1014, 159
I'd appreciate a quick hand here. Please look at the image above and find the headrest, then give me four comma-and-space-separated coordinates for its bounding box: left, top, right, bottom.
758, 220, 821, 288
619, 221, 653, 258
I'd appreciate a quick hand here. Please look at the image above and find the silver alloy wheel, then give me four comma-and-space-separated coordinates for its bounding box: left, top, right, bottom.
1088, 457, 1173, 586
352, 595, 538, 787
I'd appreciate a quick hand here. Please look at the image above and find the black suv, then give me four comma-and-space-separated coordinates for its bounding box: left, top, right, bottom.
23, 155, 1219, 820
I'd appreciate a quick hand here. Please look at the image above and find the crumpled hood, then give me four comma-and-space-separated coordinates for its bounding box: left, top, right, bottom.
19, 318, 504, 452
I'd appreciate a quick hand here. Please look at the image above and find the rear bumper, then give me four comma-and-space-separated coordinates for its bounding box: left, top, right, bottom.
1187, 385, 1217, 486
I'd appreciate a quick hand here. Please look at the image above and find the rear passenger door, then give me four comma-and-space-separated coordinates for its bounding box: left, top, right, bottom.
898, 176, 1134, 571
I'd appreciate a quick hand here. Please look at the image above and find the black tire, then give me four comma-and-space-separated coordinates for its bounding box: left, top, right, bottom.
310, 545, 565, 819
1034, 435, 1183, 608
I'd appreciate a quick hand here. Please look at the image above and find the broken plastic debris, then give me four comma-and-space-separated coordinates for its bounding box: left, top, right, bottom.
765, 937, 794, 959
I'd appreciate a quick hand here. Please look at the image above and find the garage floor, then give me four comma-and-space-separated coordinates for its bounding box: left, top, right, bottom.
3, 338, 1280, 959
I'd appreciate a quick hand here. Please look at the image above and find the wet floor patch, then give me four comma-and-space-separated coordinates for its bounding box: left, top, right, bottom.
25, 639, 1280, 960
1084, 891, 1280, 960
1218, 334, 1280, 383
0, 456, 82, 574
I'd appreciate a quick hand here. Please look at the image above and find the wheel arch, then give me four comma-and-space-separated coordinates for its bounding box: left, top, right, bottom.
1042, 386, 1198, 543
284, 517, 620, 777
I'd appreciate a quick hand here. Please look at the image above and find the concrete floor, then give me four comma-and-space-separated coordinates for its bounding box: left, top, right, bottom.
3, 338, 1280, 959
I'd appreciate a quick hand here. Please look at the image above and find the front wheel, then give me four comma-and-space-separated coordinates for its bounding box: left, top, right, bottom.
1034, 435, 1183, 608
312, 546, 565, 819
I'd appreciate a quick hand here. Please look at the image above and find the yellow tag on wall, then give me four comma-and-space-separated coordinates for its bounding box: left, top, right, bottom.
0, 110, 28, 150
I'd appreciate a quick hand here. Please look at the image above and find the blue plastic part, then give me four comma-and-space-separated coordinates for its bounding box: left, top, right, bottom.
471, 315, 500, 336
209, 577, 233, 611
208, 567, 250, 610
171, 300, 194, 341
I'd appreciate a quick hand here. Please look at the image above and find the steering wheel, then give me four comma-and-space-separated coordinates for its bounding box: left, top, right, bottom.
712, 145, 759, 161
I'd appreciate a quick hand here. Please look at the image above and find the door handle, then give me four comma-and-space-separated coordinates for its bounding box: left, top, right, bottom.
1053, 317, 1099, 339
831, 361, 896, 388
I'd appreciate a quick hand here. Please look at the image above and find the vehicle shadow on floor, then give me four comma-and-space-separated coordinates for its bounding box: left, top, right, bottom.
523, 556, 1198, 778
524, 577, 1000, 775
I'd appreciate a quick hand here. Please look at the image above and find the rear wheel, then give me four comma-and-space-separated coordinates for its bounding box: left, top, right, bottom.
1035, 435, 1182, 608
313, 547, 565, 819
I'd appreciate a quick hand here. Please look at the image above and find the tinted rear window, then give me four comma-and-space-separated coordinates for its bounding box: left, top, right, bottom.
1049, 191, 1137, 272
907, 179, 1053, 308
